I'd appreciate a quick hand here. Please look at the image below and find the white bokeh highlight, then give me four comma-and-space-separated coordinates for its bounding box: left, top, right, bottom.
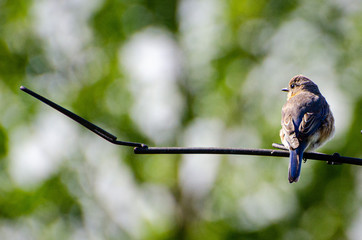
120, 28, 184, 144
178, 0, 227, 89
179, 118, 223, 200
32, 0, 101, 66
9, 112, 77, 188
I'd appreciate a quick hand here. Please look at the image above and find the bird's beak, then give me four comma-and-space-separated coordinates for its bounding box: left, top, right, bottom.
282, 88, 289, 92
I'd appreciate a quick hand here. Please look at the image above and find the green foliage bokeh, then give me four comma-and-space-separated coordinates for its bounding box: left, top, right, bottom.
0, 0, 361, 239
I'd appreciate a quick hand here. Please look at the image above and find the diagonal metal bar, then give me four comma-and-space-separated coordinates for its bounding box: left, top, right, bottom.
20, 86, 146, 148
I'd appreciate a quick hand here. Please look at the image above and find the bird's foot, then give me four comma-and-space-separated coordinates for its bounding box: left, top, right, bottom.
272, 143, 288, 151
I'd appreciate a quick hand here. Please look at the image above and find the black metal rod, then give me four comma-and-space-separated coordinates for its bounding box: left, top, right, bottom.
134, 146, 362, 165
134, 147, 288, 156
20, 86, 145, 148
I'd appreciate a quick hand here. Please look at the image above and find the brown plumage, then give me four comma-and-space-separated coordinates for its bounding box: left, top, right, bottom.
280, 75, 335, 183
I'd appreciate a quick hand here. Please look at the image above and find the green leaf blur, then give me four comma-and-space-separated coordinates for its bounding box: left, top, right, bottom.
0, 0, 361, 239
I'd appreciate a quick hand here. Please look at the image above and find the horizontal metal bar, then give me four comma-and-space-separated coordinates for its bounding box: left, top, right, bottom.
134, 146, 362, 165
134, 146, 288, 156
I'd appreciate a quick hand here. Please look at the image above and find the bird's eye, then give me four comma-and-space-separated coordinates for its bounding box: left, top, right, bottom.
291, 84, 295, 89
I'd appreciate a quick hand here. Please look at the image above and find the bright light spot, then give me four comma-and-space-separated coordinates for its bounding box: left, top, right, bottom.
32, 0, 101, 67
178, 0, 227, 88
179, 118, 223, 200
238, 184, 297, 231
91, 147, 144, 238
77, 138, 176, 238
120, 27, 184, 144
9, 112, 77, 188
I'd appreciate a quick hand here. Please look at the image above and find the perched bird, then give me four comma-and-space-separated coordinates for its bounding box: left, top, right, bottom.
280, 75, 335, 183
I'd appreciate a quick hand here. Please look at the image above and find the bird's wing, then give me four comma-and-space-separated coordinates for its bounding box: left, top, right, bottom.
281, 114, 299, 149
298, 102, 327, 137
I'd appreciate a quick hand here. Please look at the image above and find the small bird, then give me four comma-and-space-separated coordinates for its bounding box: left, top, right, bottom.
280, 75, 335, 183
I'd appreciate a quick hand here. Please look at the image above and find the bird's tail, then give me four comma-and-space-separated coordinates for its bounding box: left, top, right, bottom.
288, 149, 303, 183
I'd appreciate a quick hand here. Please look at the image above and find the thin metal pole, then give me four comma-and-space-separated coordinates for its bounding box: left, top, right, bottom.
20, 86, 146, 148
133, 146, 362, 165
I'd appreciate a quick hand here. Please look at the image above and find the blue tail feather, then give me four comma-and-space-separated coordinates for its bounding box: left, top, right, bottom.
288, 149, 303, 183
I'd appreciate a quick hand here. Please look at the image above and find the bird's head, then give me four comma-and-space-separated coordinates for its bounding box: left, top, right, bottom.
282, 75, 320, 100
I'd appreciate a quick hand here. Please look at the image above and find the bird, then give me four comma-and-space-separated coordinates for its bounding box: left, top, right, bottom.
280, 75, 335, 183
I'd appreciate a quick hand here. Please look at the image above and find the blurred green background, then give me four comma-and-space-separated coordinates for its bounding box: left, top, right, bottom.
0, 0, 361, 239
